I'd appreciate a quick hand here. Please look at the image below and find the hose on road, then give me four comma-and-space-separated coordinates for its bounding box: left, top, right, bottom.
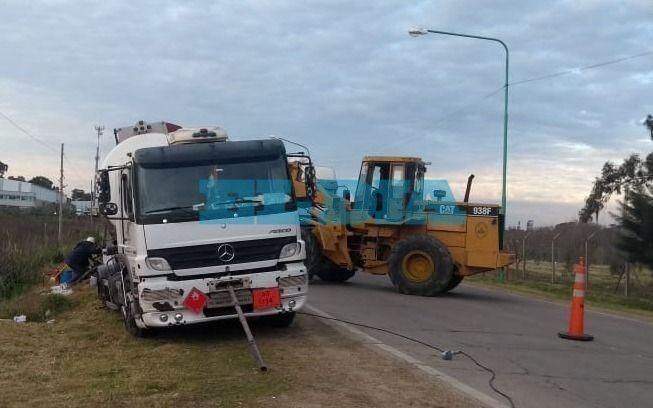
299, 311, 516, 408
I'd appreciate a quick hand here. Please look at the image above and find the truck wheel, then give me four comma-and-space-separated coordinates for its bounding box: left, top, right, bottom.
444, 275, 464, 293
302, 227, 320, 281
122, 296, 149, 338
388, 235, 453, 296
271, 312, 296, 328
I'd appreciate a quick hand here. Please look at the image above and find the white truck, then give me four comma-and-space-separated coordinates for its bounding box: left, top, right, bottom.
96, 121, 308, 337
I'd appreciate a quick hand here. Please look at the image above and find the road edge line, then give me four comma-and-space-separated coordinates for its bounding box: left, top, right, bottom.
304, 304, 509, 408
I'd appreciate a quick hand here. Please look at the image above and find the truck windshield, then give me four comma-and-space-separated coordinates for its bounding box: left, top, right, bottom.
135, 157, 293, 222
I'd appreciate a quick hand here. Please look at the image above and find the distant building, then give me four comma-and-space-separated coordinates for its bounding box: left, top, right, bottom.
71, 200, 92, 215
0, 178, 60, 208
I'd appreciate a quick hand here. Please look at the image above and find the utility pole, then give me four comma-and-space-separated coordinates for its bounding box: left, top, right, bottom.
90, 178, 94, 229
58, 143, 64, 247
93, 125, 104, 217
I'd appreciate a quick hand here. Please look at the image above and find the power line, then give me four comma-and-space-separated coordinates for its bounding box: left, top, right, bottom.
510, 50, 653, 86
386, 86, 505, 149
0, 110, 59, 153
391, 49, 653, 149
0, 109, 89, 185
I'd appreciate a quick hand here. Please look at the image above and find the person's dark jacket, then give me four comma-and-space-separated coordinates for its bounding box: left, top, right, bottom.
65, 241, 101, 272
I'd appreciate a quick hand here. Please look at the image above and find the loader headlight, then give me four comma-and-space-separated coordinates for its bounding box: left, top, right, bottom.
145, 257, 171, 271
279, 243, 300, 259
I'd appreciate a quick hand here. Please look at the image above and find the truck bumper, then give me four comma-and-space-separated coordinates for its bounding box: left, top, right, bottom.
137, 262, 308, 328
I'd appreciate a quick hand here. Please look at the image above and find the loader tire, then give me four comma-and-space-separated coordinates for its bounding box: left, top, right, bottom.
388, 235, 453, 296
316, 262, 355, 283
302, 226, 355, 283
444, 275, 464, 293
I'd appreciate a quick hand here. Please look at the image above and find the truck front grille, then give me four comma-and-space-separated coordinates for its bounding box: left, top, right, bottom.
147, 236, 296, 270
141, 288, 182, 302
279, 275, 306, 288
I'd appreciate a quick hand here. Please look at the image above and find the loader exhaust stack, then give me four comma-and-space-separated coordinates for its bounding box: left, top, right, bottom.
464, 174, 475, 203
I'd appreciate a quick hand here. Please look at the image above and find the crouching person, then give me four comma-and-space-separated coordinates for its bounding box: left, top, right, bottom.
65, 236, 101, 283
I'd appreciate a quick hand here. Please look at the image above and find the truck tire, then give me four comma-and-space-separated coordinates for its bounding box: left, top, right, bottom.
122, 294, 149, 338
271, 312, 296, 328
388, 235, 453, 296
301, 227, 320, 281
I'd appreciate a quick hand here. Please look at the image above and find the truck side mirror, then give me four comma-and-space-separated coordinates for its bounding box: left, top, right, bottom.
99, 202, 118, 216
98, 170, 111, 203
304, 165, 317, 201
342, 188, 351, 202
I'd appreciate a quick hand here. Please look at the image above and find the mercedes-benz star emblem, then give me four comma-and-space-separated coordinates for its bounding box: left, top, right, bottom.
217, 243, 235, 262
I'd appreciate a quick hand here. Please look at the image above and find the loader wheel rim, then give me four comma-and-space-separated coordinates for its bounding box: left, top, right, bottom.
402, 250, 434, 283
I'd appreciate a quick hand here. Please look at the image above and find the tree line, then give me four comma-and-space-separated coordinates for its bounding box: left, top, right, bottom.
574, 115, 653, 271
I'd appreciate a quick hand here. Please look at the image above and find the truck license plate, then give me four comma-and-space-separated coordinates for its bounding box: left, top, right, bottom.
252, 288, 281, 310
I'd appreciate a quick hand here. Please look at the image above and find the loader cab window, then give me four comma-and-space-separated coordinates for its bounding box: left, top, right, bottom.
354, 162, 389, 217
390, 164, 405, 198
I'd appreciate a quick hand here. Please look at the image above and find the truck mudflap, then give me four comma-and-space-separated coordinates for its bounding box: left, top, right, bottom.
137, 263, 308, 328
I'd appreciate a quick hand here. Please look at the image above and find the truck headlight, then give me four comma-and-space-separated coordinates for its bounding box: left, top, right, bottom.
145, 257, 171, 271
279, 243, 300, 259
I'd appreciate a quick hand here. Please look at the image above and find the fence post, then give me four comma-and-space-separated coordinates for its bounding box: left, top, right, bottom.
584, 231, 597, 289
551, 232, 561, 283
522, 232, 530, 280
625, 262, 630, 297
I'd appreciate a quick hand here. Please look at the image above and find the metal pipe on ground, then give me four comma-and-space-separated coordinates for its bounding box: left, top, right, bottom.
228, 285, 268, 371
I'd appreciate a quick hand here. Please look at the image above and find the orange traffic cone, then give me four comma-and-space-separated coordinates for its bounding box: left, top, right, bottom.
558, 257, 594, 341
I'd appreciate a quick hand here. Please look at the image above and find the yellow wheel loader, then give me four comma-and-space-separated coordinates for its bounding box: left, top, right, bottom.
289, 154, 516, 296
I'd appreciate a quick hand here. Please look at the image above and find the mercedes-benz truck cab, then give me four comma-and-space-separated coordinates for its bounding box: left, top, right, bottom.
96, 121, 308, 336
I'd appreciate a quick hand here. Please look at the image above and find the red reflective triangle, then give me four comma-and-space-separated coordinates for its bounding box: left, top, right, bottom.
183, 287, 208, 314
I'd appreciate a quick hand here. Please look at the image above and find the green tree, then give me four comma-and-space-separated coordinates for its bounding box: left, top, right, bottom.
29, 176, 54, 189
615, 186, 653, 269
579, 153, 653, 222
71, 188, 92, 201
645, 114, 653, 140
0, 161, 7, 178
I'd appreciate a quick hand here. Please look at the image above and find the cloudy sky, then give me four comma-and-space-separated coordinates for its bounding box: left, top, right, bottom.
0, 0, 651, 226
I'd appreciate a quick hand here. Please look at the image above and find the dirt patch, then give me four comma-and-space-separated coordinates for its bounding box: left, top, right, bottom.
0, 286, 477, 407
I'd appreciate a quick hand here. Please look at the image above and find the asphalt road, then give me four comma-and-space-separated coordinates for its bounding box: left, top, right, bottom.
306, 273, 653, 408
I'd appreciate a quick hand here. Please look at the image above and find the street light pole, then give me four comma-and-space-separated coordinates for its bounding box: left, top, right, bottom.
408, 28, 510, 235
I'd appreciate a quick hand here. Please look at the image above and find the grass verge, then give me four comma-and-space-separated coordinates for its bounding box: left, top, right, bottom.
0, 286, 475, 408
467, 273, 653, 321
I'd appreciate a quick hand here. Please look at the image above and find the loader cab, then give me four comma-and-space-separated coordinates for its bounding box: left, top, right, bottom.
353, 157, 426, 220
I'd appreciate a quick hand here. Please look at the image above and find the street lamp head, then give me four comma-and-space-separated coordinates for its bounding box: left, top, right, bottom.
408, 28, 428, 37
